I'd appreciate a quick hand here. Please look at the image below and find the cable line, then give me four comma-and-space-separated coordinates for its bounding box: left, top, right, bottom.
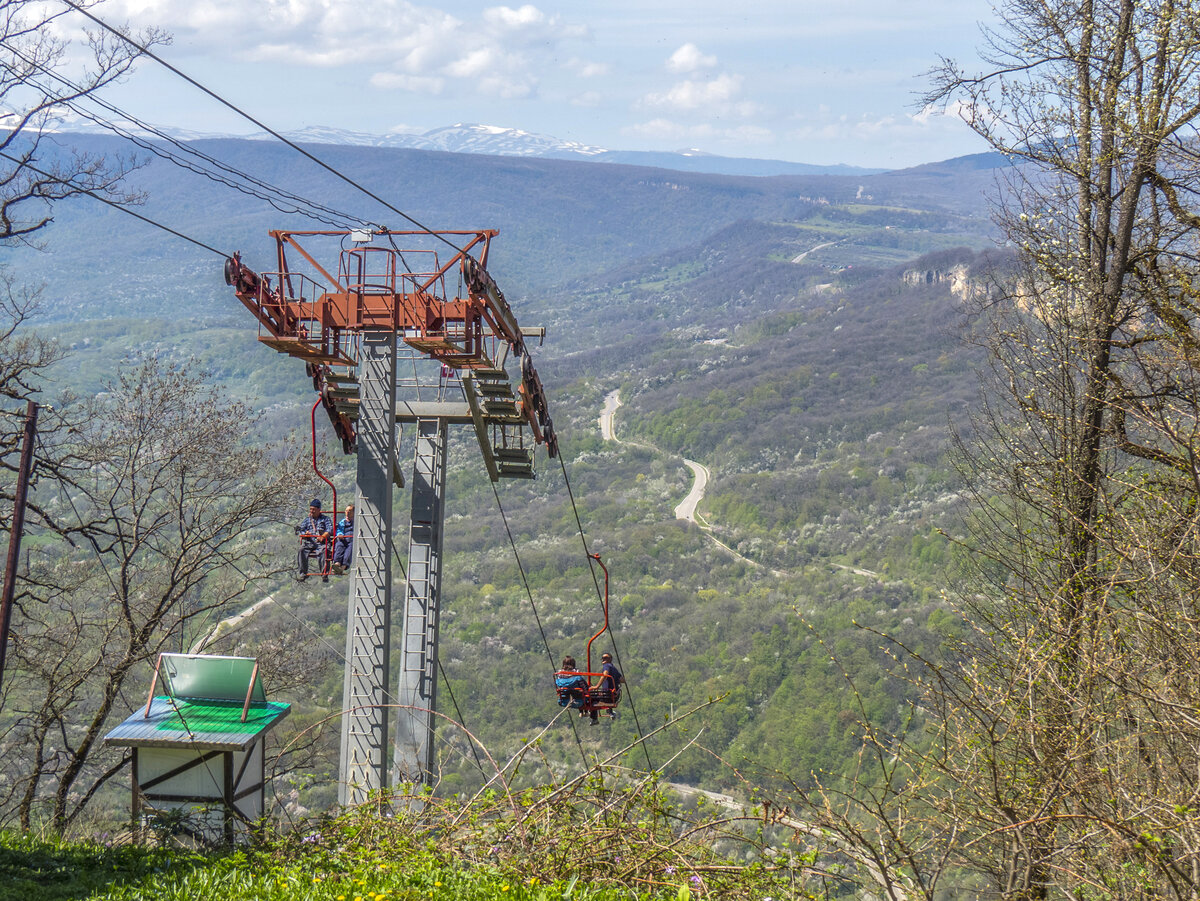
191, 528, 488, 779
9, 43, 372, 231
60, 0, 467, 256
0, 149, 229, 258
389, 535, 487, 776
489, 479, 592, 773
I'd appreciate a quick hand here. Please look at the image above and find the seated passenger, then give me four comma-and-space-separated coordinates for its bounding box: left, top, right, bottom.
297, 498, 333, 583
598, 652, 623, 704
331, 504, 354, 574
554, 655, 587, 709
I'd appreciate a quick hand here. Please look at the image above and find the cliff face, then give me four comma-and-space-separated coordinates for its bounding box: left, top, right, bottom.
902, 263, 977, 301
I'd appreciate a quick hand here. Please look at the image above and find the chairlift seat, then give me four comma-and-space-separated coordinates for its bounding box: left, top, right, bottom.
554, 670, 620, 715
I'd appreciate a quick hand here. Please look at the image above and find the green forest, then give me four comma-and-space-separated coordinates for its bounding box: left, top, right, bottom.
5, 0, 1200, 898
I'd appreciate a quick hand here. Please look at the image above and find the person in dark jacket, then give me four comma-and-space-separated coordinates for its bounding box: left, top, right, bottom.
599, 653, 623, 699
297, 499, 333, 583
599, 652, 623, 718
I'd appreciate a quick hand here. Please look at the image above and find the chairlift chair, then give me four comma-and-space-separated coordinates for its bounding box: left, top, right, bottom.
554, 553, 621, 716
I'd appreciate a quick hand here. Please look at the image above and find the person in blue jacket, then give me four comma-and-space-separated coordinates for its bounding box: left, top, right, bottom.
331, 504, 354, 574
554, 656, 588, 710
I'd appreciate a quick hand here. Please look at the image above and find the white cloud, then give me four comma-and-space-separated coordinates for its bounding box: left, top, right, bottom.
667, 43, 717, 74
482, 4, 589, 43
445, 47, 504, 79
96, 0, 581, 98
642, 73, 745, 112
567, 58, 610, 78
571, 91, 604, 108
913, 98, 995, 131
786, 106, 979, 150
913, 99, 969, 125
483, 4, 546, 28
624, 118, 774, 146
369, 72, 446, 94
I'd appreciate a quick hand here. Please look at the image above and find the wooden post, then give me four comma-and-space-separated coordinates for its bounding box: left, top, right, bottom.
0, 401, 38, 700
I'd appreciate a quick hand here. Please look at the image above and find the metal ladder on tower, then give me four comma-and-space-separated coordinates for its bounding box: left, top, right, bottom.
338, 331, 397, 806
394, 416, 447, 785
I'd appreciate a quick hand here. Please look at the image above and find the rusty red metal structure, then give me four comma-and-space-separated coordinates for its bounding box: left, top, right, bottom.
223, 228, 557, 467
225, 227, 560, 799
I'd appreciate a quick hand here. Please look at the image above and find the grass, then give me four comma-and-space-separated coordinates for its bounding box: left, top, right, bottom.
2, 706, 822, 900
0, 829, 699, 901
1, 772, 816, 901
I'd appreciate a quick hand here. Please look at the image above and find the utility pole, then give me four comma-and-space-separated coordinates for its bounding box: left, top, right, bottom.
0, 400, 38, 699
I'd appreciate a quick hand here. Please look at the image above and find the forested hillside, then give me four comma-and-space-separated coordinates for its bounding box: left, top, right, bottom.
9, 0, 1200, 896
0, 134, 999, 821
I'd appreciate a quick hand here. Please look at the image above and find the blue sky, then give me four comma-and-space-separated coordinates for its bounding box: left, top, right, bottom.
58, 0, 997, 169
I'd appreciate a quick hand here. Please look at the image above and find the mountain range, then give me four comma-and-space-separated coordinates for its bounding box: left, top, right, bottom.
44, 117, 887, 178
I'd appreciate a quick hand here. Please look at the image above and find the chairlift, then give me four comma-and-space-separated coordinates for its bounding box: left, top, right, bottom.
554, 553, 621, 716
296, 398, 339, 580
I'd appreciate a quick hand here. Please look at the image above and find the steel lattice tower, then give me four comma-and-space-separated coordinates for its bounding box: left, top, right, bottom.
224, 230, 556, 802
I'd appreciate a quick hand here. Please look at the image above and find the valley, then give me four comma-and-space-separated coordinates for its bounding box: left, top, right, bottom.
0, 134, 997, 818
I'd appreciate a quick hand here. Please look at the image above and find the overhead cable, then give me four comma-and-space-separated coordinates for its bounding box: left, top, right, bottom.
0, 149, 230, 258
59, 0, 467, 256
489, 479, 593, 772
9, 42, 372, 230
556, 454, 656, 774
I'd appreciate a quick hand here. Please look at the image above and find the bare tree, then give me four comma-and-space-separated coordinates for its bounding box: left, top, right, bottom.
0, 0, 164, 241
0, 358, 306, 831
896, 0, 1200, 896
0, 0, 164, 485
768, 4, 1200, 899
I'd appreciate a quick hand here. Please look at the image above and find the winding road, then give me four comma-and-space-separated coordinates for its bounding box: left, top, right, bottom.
598, 389, 622, 441
600, 389, 709, 524
600, 390, 776, 571
190, 595, 276, 654
673, 460, 710, 523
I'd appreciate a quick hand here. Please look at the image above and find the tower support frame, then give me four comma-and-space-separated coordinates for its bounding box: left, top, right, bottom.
338, 330, 397, 806
393, 416, 449, 786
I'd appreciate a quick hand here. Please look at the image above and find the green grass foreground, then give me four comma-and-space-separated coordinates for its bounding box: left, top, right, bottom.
0, 776, 814, 900
0, 830, 677, 901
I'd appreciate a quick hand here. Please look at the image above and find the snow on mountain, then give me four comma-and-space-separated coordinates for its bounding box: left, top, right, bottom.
242, 123, 607, 158
263, 124, 880, 175
28, 118, 886, 176
417, 124, 607, 157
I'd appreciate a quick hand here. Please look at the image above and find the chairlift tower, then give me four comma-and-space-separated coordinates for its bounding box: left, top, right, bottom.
225, 230, 556, 805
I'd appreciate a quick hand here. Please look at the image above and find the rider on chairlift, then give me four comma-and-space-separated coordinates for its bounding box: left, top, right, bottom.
554, 554, 623, 724
296, 498, 333, 583
554, 656, 587, 708
331, 504, 354, 575
598, 652, 623, 707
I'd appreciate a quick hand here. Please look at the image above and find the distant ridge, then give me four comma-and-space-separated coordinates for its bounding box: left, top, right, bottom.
40, 116, 887, 178
268, 124, 888, 177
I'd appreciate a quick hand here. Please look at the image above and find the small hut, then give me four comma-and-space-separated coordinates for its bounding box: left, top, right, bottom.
104, 653, 290, 844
